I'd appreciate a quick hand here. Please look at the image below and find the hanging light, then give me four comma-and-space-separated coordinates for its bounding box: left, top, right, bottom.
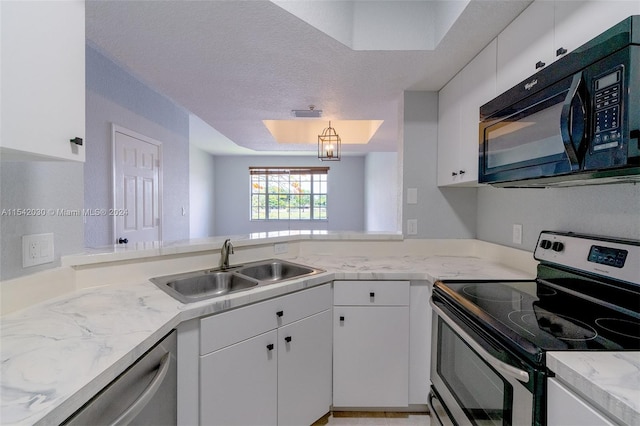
318, 121, 341, 161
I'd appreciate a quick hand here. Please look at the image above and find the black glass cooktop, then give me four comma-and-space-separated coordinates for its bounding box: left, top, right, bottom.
434, 278, 640, 365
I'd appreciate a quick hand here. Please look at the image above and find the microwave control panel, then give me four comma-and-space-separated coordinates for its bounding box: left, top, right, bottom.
592, 66, 623, 152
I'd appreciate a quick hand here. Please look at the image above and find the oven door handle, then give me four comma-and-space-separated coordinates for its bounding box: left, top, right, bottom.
432, 303, 530, 384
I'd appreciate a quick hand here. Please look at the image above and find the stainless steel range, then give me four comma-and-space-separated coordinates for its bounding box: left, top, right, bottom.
429, 231, 640, 426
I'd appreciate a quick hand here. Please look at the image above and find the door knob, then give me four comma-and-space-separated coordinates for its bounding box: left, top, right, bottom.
118, 238, 128, 244
284, 336, 292, 343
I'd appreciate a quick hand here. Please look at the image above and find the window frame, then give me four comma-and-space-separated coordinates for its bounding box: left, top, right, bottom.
249, 167, 329, 221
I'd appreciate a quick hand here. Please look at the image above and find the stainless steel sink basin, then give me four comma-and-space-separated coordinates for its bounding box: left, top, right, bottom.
151, 270, 258, 303
150, 259, 323, 303
236, 259, 317, 282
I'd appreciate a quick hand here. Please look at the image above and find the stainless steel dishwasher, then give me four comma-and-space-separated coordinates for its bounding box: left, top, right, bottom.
63, 330, 177, 426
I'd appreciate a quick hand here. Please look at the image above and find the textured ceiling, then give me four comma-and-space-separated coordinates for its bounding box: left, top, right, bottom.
85, 0, 532, 155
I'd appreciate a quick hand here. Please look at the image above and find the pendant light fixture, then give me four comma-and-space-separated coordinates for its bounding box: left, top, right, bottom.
318, 121, 341, 161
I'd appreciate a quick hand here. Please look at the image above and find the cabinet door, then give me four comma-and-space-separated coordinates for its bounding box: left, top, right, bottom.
547, 378, 614, 426
278, 310, 332, 426
333, 306, 409, 407
200, 330, 278, 426
456, 39, 497, 185
437, 72, 463, 186
1, 1, 85, 161
554, 1, 640, 60
496, 0, 555, 93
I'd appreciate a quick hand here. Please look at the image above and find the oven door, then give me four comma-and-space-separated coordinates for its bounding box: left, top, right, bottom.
430, 301, 534, 426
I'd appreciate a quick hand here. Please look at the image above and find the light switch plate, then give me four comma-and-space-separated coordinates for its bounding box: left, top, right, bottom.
407, 188, 418, 204
512, 224, 523, 245
22, 233, 54, 267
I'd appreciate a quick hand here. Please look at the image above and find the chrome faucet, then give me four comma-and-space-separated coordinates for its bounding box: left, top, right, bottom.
220, 239, 234, 269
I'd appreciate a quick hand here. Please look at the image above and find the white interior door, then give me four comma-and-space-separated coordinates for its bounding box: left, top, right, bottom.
113, 125, 162, 245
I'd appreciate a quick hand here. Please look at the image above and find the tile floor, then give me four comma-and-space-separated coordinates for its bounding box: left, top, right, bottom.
313, 411, 431, 426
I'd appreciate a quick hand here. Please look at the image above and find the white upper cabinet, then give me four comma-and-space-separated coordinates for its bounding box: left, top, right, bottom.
1, 1, 85, 162
496, 0, 555, 94
437, 71, 463, 186
554, 1, 640, 58
438, 40, 496, 187
497, 0, 639, 94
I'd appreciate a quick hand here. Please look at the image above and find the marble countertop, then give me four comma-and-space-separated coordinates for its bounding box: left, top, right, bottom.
547, 352, 640, 425
9, 253, 626, 425
2, 254, 530, 425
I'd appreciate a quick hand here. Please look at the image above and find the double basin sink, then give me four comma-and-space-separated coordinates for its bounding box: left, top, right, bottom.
150, 259, 324, 303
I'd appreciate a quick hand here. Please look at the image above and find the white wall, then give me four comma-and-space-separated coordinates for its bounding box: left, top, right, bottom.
85, 44, 190, 247
402, 91, 477, 239
213, 155, 365, 235
189, 145, 216, 238
365, 152, 399, 232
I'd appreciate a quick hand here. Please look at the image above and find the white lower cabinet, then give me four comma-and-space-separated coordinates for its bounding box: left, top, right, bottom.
201, 330, 278, 426
547, 378, 615, 426
278, 310, 332, 426
333, 281, 410, 408
199, 284, 332, 426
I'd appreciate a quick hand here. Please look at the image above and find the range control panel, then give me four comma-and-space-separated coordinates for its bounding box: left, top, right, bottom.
588, 245, 628, 268
534, 231, 639, 285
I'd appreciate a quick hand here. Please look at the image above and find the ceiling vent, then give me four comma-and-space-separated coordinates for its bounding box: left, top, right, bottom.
292, 105, 322, 118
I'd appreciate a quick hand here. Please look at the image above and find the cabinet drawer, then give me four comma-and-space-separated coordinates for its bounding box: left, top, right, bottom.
334, 281, 410, 306
200, 297, 280, 355
276, 283, 332, 327
200, 283, 331, 355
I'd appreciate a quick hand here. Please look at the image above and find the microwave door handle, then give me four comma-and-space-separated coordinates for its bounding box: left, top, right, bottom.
560, 73, 586, 170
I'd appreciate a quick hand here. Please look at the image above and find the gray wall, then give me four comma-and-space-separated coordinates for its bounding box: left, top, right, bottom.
0, 162, 84, 280
189, 145, 216, 238
402, 91, 477, 238
365, 152, 400, 232
85, 44, 190, 247
213, 155, 365, 235
477, 184, 640, 252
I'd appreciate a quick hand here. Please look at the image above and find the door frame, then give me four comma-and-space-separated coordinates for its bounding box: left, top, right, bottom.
111, 123, 164, 244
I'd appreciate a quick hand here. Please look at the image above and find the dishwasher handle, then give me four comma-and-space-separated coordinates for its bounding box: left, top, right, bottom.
110, 352, 172, 426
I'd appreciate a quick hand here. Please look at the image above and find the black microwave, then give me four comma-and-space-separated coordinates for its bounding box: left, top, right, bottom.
479, 16, 640, 187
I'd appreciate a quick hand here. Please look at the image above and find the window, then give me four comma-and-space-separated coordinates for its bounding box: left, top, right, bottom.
250, 167, 328, 221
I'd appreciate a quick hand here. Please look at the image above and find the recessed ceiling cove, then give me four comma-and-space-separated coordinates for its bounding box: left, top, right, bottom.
263, 120, 383, 144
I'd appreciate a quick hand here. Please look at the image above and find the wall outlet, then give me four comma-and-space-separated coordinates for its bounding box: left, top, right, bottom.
407, 219, 418, 235
274, 242, 288, 254
22, 233, 54, 267
512, 224, 523, 245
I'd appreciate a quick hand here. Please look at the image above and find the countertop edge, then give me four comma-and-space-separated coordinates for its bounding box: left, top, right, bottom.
547, 351, 640, 425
